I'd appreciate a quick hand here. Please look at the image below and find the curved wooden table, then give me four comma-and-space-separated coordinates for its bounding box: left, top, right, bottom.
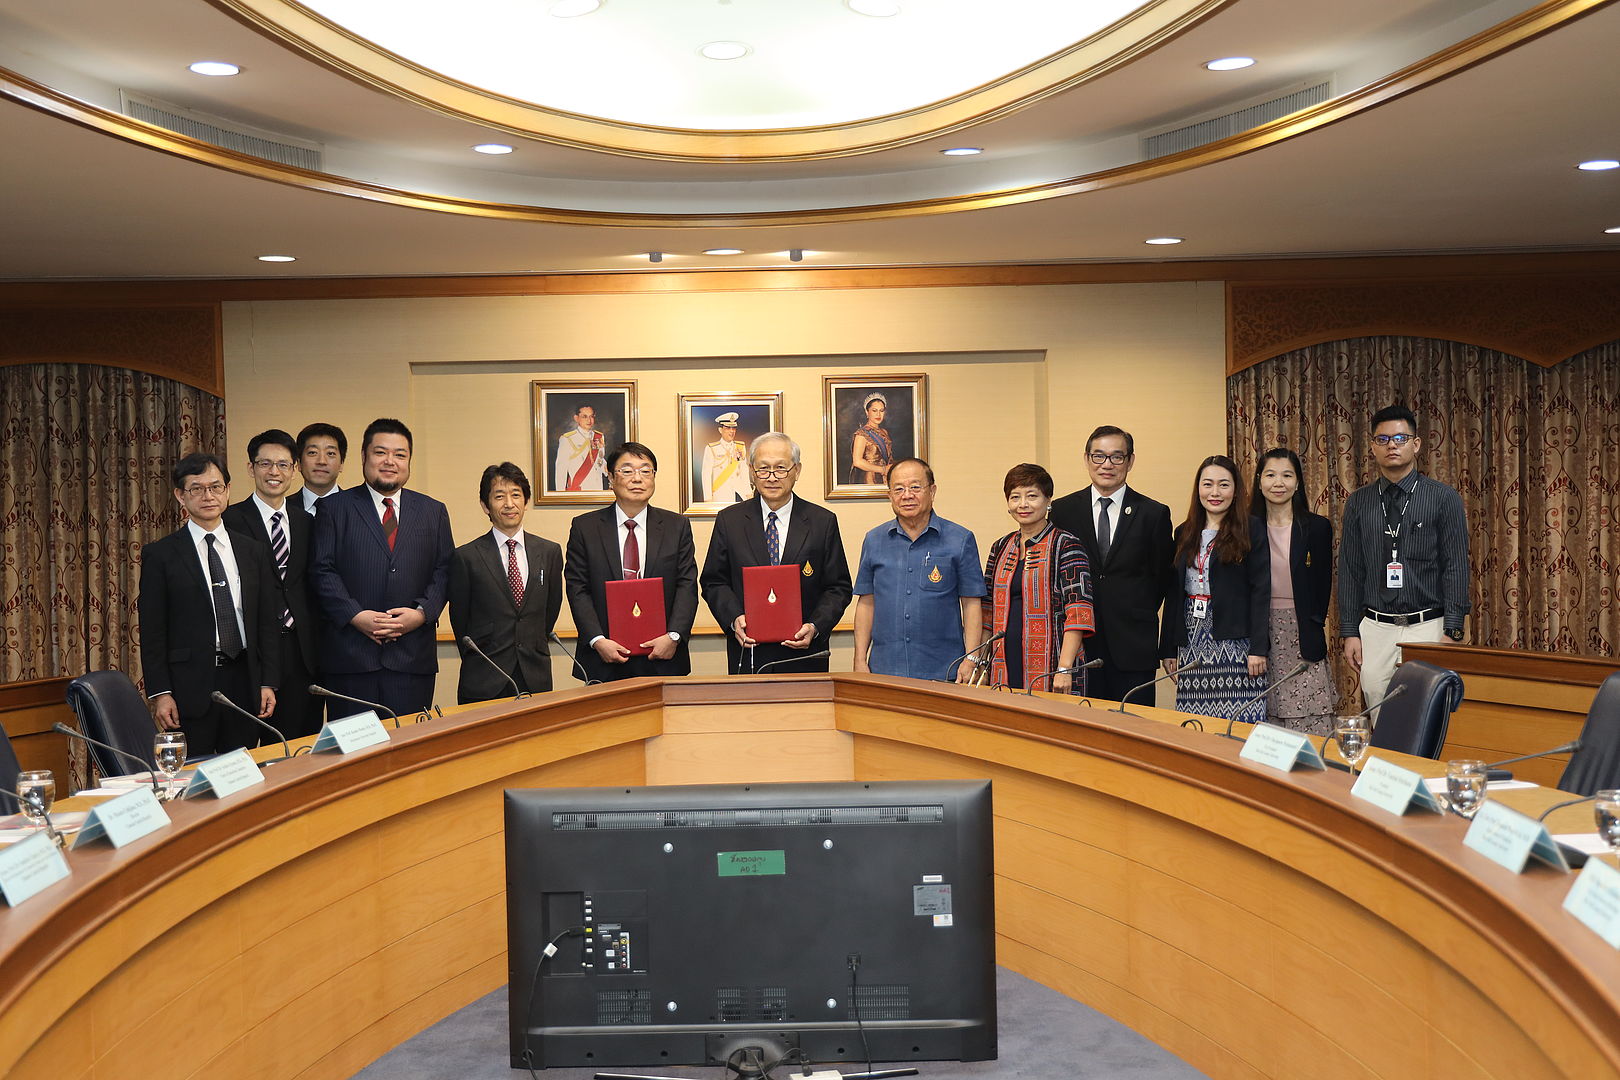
1, 676, 1615, 1080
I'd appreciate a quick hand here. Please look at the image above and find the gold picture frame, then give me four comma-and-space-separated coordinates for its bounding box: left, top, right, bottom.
531, 380, 637, 505
822, 373, 928, 499
677, 391, 784, 517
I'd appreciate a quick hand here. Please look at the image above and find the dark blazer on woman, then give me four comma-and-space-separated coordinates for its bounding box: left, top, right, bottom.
1158, 516, 1270, 659
1273, 512, 1333, 662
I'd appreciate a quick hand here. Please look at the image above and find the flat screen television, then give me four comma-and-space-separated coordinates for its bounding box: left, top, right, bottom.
505, 780, 997, 1072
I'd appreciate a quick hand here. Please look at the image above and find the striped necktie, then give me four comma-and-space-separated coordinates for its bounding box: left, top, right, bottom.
269, 510, 293, 628
382, 497, 398, 551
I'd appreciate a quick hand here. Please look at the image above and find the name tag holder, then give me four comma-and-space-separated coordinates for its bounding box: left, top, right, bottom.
1563, 858, 1620, 949
73, 787, 170, 849
182, 748, 265, 800
1238, 724, 1326, 772
1350, 757, 1445, 816
1464, 801, 1570, 874
0, 830, 71, 907
312, 711, 392, 754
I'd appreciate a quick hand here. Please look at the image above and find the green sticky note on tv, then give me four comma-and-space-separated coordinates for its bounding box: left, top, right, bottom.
717, 850, 786, 877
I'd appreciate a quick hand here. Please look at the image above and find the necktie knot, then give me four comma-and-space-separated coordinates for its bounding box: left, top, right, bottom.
765, 511, 781, 565
622, 520, 641, 579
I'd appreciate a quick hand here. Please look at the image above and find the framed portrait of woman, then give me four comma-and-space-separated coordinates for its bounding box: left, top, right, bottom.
821, 373, 928, 499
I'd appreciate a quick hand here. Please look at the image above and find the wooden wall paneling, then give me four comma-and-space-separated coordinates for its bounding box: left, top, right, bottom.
0, 676, 73, 780
0, 304, 223, 394
648, 700, 849, 784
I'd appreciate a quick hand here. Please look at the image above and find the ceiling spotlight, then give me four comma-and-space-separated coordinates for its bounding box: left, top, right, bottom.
189, 61, 241, 77
257, 255, 296, 263
1576, 159, 1620, 171
703, 248, 744, 256
648, 252, 664, 263
473, 143, 514, 155
788, 249, 804, 262
1203, 57, 1255, 71
1144, 237, 1184, 245
548, 0, 601, 16
700, 41, 750, 60
1606, 227, 1620, 234
941, 147, 982, 157
847, 0, 902, 15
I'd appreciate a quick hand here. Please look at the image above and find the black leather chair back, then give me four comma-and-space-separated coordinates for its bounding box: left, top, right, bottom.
1557, 670, 1620, 796
65, 670, 156, 776
0, 722, 22, 801
1370, 659, 1463, 760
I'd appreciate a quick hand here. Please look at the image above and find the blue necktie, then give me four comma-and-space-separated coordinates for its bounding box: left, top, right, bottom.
765, 511, 780, 565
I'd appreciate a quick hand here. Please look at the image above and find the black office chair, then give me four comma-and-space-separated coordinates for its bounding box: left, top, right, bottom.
1369, 659, 1463, 760
1556, 670, 1620, 796
65, 670, 157, 776
0, 721, 22, 801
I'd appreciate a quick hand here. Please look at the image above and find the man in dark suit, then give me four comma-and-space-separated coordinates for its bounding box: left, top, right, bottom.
138, 453, 280, 755
700, 432, 852, 675
296, 422, 346, 515
448, 462, 564, 703
309, 418, 453, 718
1049, 425, 1173, 703
563, 442, 699, 683
222, 428, 321, 738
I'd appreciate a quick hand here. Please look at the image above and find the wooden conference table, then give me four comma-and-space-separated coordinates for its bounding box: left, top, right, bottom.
0, 676, 1615, 1080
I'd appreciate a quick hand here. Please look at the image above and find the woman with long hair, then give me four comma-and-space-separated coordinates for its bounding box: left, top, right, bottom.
1251, 447, 1336, 734
849, 393, 894, 484
981, 463, 1095, 693
1159, 455, 1270, 724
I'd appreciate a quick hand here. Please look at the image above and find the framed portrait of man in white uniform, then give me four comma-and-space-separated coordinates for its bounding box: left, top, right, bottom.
677, 391, 783, 517
531, 380, 637, 505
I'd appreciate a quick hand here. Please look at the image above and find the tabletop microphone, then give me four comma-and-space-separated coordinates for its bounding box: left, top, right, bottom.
757, 650, 832, 675
1026, 656, 1104, 695
549, 632, 602, 686
209, 691, 292, 764
1118, 662, 1201, 716
1218, 661, 1312, 739
461, 636, 529, 700
945, 631, 1005, 683
1536, 793, 1597, 822
1350, 682, 1407, 723
0, 786, 68, 848
52, 722, 162, 799
308, 684, 400, 728
1484, 739, 1582, 782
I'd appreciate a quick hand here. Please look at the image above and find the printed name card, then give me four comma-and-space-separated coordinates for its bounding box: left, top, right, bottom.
73, 787, 170, 849
1563, 858, 1620, 949
1238, 723, 1326, 772
1464, 800, 1571, 874
312, 711, 391, 754
0, 830, 71, 907
1350, 757, 1445, 816
183, 748, 265, 800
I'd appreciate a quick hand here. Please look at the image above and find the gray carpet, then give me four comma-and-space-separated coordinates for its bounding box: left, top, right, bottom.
355, 967, 1207, 1079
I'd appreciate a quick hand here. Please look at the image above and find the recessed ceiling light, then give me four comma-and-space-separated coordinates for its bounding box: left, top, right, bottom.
847, 0, 902, 15
189, 61, 240, 77
1203, 57, 1255, 71
257, 255, 296, 263
700, 41, 750, 61
941, 147, 982, 157
548, 0, 601, 16
1576, 159, 1619, 171
703, 248, 744, 256
472, 143, 514, 155
1606, 227, 1620, 234
1144, 237, 1184, 246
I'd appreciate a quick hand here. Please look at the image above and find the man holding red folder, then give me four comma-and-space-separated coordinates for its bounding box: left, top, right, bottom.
701, 432, 853, 675
563, 442, 699, 682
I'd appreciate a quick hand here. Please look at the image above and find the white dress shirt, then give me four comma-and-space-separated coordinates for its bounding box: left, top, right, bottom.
492, 526, 529, 591
367, 484, 404, 525
300, 484, 339, 513
760, 495, 794, 557
186, 519, 247, 649
1092, 483, 1129, 545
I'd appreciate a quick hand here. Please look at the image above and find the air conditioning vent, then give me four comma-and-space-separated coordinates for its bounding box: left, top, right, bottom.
120, 91, 324, 171
1142, 80, 1332, 160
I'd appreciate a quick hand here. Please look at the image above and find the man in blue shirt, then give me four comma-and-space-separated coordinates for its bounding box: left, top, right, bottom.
853, 458, 988, 681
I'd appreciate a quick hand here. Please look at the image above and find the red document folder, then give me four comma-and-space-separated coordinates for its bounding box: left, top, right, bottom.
606, 576, 667, 655
743, 564, 803, 644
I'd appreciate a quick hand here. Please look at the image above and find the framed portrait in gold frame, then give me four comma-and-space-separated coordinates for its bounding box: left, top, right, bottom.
822, 373, 928, 499
531, 380, 637, 505
677, 391, 784, 517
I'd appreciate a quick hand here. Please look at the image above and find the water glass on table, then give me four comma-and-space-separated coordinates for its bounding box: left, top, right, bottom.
16, 769, 55, 831
154, 731, 187, 799
1595, 789, 1620, 862
1332, 715, 1371, 773
1445, 759, 1488, 819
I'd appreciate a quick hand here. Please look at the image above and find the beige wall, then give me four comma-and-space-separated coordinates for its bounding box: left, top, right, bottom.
221, 280, 1227, 683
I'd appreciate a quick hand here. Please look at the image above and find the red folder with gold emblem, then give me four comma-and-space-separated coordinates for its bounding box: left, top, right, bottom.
606, 576, 667, 655
743, 564, 803, 644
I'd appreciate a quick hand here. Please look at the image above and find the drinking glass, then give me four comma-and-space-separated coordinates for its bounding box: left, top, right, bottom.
154, 731, 188, 798
16, 769, 55, 831
1445, 759, 1489, 819
1594, 789, 1620, 859
1332, 715, 1371, 773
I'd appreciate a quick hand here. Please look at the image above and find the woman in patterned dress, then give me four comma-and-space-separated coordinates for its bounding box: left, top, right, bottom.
849, 393, 894, 484
1159, 455, 1271, 724
981, 463, 1095, 694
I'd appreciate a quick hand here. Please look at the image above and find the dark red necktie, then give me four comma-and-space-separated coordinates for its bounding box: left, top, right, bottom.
381, 497, 397, 551
623, 520, 640, 579
507, 538, 525, 606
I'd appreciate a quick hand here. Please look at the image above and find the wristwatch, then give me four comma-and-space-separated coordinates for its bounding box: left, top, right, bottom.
1444, 628, 1464, 642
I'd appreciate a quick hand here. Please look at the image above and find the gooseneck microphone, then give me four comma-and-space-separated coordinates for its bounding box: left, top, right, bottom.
944, 631, 1005, 683
1026, 656, 1105, 695
308, 684, 400, 728
461, 636, 529, 700
549, 631, 602, 686
1537, 793, 1597, 822
209, 691, 292, 764
1484, 739, 1582, 783
1218, 661, 1312, 739
51, 722, 162, 798
1120, 661, 1202, 716
756, 649, 832, 675
1316, 683, 1410, 765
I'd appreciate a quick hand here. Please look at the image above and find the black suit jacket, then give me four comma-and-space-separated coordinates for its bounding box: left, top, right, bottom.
1159, 516, 1271, 658
1271, 511, 1333, 662
222, 496, 317, 673
1049, 486, 1173, 671
700, 496, 854, 673
448, 530, 564, 702
563, 504, 699, 682
137, 524, 281, 716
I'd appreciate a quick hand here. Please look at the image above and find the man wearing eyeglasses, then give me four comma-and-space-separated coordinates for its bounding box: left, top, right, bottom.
1338, 404, 1470, 712
563, 442, 699, 682
222, 429, 321, 737
700, 433, 853, 674
139, 453, 281, 755
1049, 425, 1174, 703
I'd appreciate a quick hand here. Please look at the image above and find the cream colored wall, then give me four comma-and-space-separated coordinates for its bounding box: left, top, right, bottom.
221, 280, 1227, 685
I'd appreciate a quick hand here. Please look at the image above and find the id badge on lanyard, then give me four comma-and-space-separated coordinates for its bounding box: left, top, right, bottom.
1192, 597, 1209, 619
1384, 481, 1413, 591
1387, 556, 1404, 589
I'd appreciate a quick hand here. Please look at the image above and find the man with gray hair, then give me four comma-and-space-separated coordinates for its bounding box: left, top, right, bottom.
700, 432, 853, 674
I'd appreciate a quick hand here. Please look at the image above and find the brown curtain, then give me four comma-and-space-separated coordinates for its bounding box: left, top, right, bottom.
1228, 337, 1620, 709
0, 363, 227, 683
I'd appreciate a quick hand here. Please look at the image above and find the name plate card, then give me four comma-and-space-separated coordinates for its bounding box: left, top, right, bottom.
73, 787, 170, 849
0, 830, 70, 907
1238, 723, 1326, 773
1464, 801, 1571, 874
312, 711, 391, 754
1562, 858, 1620, 949
1350, 757, 1445, 816
183, 748, 265, 800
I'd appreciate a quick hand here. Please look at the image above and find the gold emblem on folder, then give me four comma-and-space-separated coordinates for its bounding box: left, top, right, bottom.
928, 565, 942, 583
802, 562, 813, 577
632, 602, 642, 617
767, 588, 778, 604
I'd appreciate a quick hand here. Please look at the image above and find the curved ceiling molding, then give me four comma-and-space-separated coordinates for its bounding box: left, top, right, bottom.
207, 0, 1232, 161
0, 0, 1608, 228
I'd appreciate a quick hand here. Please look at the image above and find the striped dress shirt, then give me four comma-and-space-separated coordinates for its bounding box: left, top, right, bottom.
1337, 470, 1471, 636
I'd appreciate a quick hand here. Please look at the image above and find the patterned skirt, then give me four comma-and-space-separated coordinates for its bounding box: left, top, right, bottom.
1174, 599, 1268, 726
1265, 607, 1336, 736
